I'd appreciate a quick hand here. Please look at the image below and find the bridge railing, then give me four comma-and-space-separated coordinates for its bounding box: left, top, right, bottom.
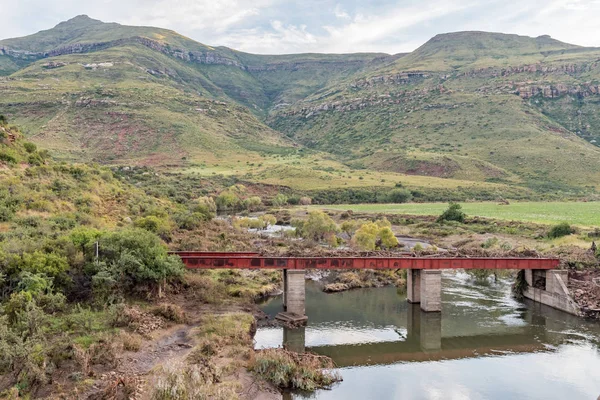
171, 253, 560, 270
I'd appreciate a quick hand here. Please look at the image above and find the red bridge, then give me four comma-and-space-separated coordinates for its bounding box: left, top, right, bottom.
170, 251, 559, 270
171, 252, 564, 315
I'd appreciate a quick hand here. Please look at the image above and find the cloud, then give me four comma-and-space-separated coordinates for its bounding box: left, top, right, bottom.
1, 0, 600, 54
333, 4, 351, 19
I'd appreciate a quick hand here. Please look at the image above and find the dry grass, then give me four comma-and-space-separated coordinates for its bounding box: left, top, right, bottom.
151, 361, 240, 400
151, 303, 187, 324
251, 349, 341, 391
121, 332, 143, 352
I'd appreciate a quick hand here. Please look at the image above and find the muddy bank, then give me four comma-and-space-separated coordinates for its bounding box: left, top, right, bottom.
569, 269, 600, 319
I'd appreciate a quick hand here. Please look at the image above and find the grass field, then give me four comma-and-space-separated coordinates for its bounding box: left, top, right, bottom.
309, 201, 600, 227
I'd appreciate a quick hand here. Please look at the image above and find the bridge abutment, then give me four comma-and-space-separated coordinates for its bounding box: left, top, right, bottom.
522, 269, 580, 316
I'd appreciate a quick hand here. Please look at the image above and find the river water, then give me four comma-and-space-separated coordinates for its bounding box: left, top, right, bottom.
255, 272, 600, 400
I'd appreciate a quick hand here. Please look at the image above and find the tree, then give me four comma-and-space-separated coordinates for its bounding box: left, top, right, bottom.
352, 219, 398, 250
261, 214, 277, 227
243, 196, 263, 211
437, 202, 466, 223
353, 222, 379, 251
294, 211, 338, 243
340, 220, 363, 237
272, 194, 288, 207
385, 188, 413, 203
215, 191, 240, 211
93, 229, 185, 297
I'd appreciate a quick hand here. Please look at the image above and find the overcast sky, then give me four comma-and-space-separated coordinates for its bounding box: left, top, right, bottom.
1, 0, 600, 54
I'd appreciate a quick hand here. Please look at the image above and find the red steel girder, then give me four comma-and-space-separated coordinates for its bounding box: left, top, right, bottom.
176, 255, 560, 270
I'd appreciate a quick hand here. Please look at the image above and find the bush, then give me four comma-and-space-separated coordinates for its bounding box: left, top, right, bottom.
352, 219, 398, 250
384, 188, 413, 203
272, 193, 288, 207
252, 349, 341, 391
437, 202, 466, 223
293, 211, 338, 243
23, 142, 37, 154
195, 196, 216, 220
121, 332, 142, 352
548, 222, 574, 239
243, 196, 262, 211
174, 211, 206, 230
299, 197, 312, 206
92, 229, 185, 296
152, 303, 186, 323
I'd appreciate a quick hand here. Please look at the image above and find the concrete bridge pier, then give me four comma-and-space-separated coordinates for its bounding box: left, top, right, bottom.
407, 269, 442, 312
283, 326, 306, 353
407, 303, 442, 351
282, 269, 306, 316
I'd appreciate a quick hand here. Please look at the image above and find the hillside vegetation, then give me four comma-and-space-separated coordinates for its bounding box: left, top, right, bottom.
2, 16, 600, 196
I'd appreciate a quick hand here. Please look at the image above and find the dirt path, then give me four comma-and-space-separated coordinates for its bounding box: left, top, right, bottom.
91, 298, 282, 400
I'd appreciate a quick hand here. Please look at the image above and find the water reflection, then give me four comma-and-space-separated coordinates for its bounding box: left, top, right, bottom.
256, 272, 600, 399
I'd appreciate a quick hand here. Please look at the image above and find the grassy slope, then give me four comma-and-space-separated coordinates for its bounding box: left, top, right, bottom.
0, 43, 294, 165
2, 18, 600, 195
270, 32, 600, 191
309, 201, 600, 227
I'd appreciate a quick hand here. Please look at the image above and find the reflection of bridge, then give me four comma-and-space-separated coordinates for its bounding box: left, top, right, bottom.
281, 304, 552, 368
173, 252, 573, 315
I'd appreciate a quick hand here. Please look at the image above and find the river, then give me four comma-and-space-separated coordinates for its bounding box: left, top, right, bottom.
255, 272, 600, 399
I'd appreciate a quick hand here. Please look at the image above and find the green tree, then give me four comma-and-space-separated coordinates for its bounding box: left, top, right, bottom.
93, 229, 185, 297
353, 222, 379, 251
340, 220, 363, 237
215, 190, 240, 211
385, 188, 413, 203
437, 202, 466, 223
294, 211, 339, 243
352, 219, 398, 250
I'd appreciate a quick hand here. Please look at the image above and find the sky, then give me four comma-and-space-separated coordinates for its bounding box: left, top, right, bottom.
1, 0, 600, 54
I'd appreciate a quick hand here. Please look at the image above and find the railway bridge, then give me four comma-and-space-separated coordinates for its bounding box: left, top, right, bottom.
172, 252, 578, 317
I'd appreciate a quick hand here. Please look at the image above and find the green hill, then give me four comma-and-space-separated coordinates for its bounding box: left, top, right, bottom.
2, 16, 600, 196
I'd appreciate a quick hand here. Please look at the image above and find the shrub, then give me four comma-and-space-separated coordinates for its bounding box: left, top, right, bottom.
92, 228, 185, 296
152, 303, 186, 323
261, 214, 277, 227
298, 197, 312, 205
243, 196, 263, 211
272, 193, 288, 207
437, 202, 466, 223
195, 196, 216, 220
0, 151, 17, 164
352, 219, 398, 250
548, 222, 574, 239
293, 211, 338, 243
23, 142, 37, 154
121, 332, 143, 352
384, 188, 413, 203
172, 212, 197, 230
252, 349, 341, 391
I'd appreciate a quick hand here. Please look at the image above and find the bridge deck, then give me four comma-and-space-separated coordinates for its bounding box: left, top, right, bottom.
171, 252, 559, 270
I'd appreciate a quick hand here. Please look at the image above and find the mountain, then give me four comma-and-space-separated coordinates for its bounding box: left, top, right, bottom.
269, 32, 600, 191
1, 16, 600, 195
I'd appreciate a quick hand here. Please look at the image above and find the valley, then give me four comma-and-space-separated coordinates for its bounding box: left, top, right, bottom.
1, 13, 600, 400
